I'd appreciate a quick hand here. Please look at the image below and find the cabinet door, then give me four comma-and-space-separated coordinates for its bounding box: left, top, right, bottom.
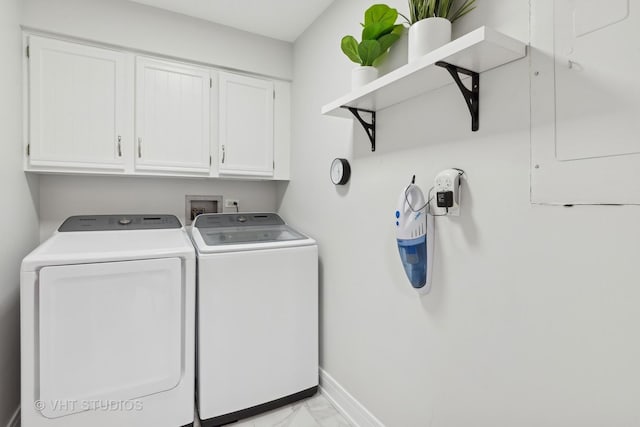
136, 57, 211, 174
218, 72, 274, 176
28, 36, 128, 171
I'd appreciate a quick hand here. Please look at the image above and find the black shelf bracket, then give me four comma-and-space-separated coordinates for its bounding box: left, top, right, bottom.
342, 106, 376, 151
435, 61, 479, 131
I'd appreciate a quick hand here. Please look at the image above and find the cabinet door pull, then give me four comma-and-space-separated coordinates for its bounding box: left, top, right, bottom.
221, 145, 226, 164
138, 137, 142, 158
117, 136, 122, 157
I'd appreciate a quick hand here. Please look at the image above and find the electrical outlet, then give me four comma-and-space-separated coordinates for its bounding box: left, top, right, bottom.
430, 169, 462, 216
224, 199, 240, 208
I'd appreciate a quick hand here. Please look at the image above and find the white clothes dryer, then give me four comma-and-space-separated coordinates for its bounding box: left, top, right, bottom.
21, 215, 196, 427
191, 213, 318, 426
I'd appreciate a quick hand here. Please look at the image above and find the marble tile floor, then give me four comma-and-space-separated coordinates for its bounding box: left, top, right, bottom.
195, 393, 352, 427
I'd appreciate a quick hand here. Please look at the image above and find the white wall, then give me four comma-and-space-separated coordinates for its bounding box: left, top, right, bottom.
0, 0, 40, 424
22, 0, 293, 80
280, 0, 640, 425
39, 175, 277, 239
21, 0, 290, 238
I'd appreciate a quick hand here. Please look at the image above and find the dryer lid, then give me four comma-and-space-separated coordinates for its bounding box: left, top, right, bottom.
22, 215, 194, 272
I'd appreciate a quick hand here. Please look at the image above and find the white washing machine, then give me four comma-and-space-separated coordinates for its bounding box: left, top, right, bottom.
191, 213, 318, 426
21, 215, 196, 427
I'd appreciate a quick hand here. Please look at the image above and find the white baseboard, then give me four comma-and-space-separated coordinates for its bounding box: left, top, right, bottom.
6, 406, 19, 427
319, 368, 384, 427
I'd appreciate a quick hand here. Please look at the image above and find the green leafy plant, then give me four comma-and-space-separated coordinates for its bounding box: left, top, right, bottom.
341, 4, 404, 67
401, 0, 476, 24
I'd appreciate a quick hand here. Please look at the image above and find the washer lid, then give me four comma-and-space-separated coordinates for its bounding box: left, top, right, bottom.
193, 213, 284, 229
191, 213, 315, 252
200, 224, 306, 246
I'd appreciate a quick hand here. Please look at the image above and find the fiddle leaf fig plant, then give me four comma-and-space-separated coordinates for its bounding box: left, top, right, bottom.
341, 4, 404, 67
402, 0, 476, 24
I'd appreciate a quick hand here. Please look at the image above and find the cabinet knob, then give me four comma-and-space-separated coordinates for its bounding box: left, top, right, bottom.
138, 137, 142, 158
221, 145, 226, 164
117, 136, 122, 157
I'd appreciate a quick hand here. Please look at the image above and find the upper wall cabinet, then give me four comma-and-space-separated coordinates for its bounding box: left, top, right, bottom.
135, 57, 211, 174
27, 36, 129, 171
218, 72, 274, 177
24, 34, 290, 180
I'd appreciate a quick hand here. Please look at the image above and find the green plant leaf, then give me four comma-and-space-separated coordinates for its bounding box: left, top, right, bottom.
341, 36, 362, 64
358, 40, 382, 66
439, 0, 451, 18
362, 22, 388, 40
362, 4, 399, 40
371, 24, 403, 66
372, 50, 389, 67
364, 4, 398, 28
407, 0, 476, 23
391, 23, 405, 36
417, 0, 428, 21
342, 4, 405, 66
377, 25, 403, 52
408, 0, 417, 23
427, 0, 436, 18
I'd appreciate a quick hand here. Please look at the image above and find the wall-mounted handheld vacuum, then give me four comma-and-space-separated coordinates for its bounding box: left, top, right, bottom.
394, 176, 434, 294
394, 169, 464, 294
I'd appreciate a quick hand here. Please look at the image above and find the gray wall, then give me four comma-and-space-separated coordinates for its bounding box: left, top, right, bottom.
0, 0, 40, 424
279, 0, 640, 425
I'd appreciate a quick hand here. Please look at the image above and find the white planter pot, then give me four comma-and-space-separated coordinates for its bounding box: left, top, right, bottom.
351, 66, 378, 89
408, 17, 452, 63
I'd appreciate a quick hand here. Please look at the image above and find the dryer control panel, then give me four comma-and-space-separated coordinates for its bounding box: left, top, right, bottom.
58, 215, 182, 232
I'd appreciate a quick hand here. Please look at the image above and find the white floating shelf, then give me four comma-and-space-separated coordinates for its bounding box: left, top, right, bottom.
321, 26, 527, 119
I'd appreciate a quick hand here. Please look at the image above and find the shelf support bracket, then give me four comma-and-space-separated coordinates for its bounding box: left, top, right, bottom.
342, 106, 376, 152
435, 62, 479, 131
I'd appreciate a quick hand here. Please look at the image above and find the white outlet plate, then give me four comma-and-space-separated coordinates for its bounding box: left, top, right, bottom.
224, 199, 240, 208
430, 169, 461, 216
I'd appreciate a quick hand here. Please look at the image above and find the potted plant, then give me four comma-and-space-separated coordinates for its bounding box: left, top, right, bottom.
341, 4, 404, 88
402, 0, 476, 62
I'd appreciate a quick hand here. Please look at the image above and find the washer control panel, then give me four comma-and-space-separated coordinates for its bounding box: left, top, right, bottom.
194, 213, 284, 229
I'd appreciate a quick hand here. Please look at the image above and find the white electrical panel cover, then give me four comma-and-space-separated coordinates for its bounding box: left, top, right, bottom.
531, 0, 640, 204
